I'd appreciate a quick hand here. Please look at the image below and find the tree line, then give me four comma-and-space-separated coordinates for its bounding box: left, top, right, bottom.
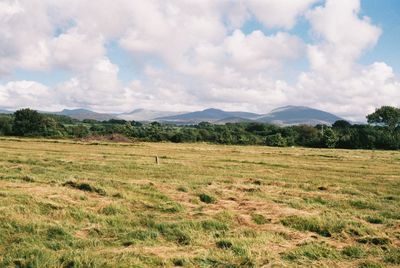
0, 106, 399, 150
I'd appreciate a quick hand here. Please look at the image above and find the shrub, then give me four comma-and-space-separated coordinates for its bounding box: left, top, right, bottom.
265, 133, 286, 147
172, 258, 186, 266
199, 193, 215, 204
216, 240, 233, 249
63, 181, 106, 196
356, 237, 390, 245
365, 216, 384, 224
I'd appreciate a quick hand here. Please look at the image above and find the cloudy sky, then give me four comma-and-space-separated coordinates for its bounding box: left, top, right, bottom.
0, 0, 399, 120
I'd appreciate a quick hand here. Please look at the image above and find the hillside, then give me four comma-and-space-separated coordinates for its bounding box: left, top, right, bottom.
54, 109, 116, 121
156, 108, 261, 124
256, 106, 343, 125
117, 109, 185, 121
157, 106, 343, 125
0, 109, 12, 114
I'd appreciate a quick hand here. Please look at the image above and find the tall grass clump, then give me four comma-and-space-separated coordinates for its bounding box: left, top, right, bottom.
281, 215, 345, 237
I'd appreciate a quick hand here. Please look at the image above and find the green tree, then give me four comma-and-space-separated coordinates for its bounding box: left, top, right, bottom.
12, 109, 44, 136
332, 120, 351, 129
367, 106, 400, 130
71, 125, 90, 138
265, 133, 286, 147
321, 128, 338, 148
0, 115, 13, 135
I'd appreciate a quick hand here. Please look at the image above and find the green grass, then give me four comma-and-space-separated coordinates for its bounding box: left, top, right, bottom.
283, 242, 339, 261
0, 137, 399, 267
281, 215, 346, 237
251, 213, 270, 225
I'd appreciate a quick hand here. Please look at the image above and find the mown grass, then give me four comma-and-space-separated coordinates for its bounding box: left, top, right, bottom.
0, 137, 399, 267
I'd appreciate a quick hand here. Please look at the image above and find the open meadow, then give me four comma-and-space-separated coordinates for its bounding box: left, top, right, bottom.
0, 138, 399, 267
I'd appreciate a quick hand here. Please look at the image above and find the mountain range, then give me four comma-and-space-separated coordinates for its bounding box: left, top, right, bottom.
0, 109, 12, 114
0, 106, 344, 125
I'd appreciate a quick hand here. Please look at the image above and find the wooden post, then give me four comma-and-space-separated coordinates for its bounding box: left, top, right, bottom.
155, 155, 159, 165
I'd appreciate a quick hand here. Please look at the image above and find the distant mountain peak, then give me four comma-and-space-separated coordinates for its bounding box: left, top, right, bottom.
270, 105, 307, 112
257, 105, 342, 125
127, 108, 145, 113
156, 108, 261, 124
61, 108, 93, 113
203, 108, 223, 112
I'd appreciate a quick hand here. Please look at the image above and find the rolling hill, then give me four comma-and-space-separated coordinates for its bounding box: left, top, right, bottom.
156, 108, 261, 124
54, 109, 116, 121
0, 109, 12, 114
117, 109, 184, 121
156, 106, 343, 125
256, 106, 343, 125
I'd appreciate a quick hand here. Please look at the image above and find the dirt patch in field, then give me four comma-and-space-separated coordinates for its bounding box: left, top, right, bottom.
78, 134, 132, 143
101, 244, 202, 260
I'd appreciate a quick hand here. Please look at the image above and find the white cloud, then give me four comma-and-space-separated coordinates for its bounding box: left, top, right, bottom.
306, 0, 381, 77
0, 0, 52, 74
0, 81, 57, 110
55, 58, 134, 112
224, 30, 304, 71
246, 0, 318, 29
0, 0, 399, 120
50, 28, 105, 71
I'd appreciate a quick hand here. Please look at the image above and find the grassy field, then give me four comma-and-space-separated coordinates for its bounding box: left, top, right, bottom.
0, 137, 399, 267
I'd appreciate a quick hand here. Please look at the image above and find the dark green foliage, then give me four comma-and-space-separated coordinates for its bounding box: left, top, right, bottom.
12, 108, 56, 137
62, 181, 106, 196
216, 240, 233, 249
356, 237, 390, 245
199, 193, 215, 204
332, 120, 352, 129
11, 109, 67, 137
0, 115, 12, 135
365, 216, 384, 224
172, 258, 186, 266
265, 133, 286, 147
321, 128, 338, 148
367, 106, 400, 130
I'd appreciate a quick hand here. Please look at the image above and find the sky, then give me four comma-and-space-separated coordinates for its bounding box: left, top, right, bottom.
0, 0, 399, 121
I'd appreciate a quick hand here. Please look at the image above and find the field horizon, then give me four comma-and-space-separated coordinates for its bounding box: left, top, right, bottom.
0, 138, 399, 267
